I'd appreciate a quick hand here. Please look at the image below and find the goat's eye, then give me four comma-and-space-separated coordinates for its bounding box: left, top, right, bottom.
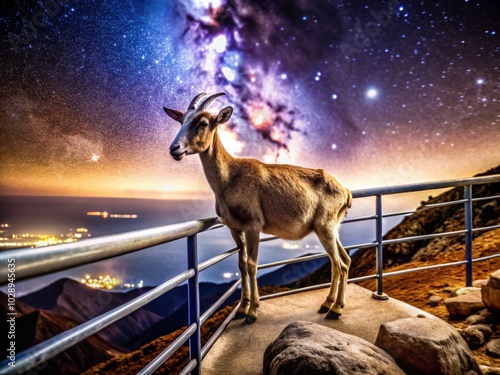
199, 121, 208, 127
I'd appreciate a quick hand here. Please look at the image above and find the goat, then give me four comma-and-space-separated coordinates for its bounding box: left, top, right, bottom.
164, 92, 352, 324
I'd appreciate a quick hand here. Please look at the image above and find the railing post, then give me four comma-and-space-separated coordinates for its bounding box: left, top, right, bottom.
464, 185, 473, 287
373, 194, 389, 300
187, 234, 201, 375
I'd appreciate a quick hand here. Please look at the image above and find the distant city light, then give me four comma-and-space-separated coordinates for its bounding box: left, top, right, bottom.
81, 274, 120, 289
282, 241, 300, 250
223, 272, 233, 279
0, 227, 91, 248
87, 211, 138, 219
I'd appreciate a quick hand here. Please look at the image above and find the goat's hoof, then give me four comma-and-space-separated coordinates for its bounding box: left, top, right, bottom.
318, 305, 329, 314
234, 312, 247, 320
325, 310, 342, 320
245, 315, 257, 324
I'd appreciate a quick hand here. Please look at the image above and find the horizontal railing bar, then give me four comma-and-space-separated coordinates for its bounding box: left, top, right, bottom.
382, 229, 467, 245
472, 194, 500, 202
418, 198, 468, 210
260, 283, 330, 300
473, 253, 500, 262
179, 359, 198, 375
0, 218, 218, 284
201, 303, 240, 359
382, 210, 415, 218
343, 214, 378, 224
261, 274, 379, 300
137, 323, 197, 375
345, 241, 378, 251
199, 247, 240, 272
352, 175, 500, 198
258, 253, 329, 270
260, 236, 279, 243
201, 280, 241, 325
0, 269, 195, 375
381, 260, 467, 278
348, 274, 379, 283
472, 224, 500, 233
380, 198, 468, 219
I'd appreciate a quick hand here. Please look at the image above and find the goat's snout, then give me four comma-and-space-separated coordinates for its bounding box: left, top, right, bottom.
169, 143, 186, 161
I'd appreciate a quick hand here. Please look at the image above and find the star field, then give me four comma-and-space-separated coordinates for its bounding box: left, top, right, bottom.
0, 0, 498, 197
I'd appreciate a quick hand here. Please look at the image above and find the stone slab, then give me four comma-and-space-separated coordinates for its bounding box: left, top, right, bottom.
202, 284, 434, 375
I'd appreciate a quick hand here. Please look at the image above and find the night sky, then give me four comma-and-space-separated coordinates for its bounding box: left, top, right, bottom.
1, 0, 499, 198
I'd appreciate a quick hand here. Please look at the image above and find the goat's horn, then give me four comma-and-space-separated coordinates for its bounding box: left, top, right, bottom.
197, 92, 226, 112
187, 92, 207, 111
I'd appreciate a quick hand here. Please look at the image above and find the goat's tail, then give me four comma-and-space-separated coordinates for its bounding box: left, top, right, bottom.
338, 188, 352, 221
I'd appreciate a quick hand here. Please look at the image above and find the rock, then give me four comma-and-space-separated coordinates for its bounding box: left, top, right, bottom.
461, 324, 492, 348
465, 309, 493, 325
481, 365, 500, 375
455, 287, 482, 296
482, 270, 500, 311
445, 289, 485, 316
487, 339, 500, 358
429, 295, 442, 307
375, 317, 481, 375
473, 279, 488, 288
263, 321, 405, 375
487, 270, 500, 289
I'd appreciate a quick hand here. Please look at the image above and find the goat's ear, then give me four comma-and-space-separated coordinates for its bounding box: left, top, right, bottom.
215, 106, 233, 125
163, 107, 183, 123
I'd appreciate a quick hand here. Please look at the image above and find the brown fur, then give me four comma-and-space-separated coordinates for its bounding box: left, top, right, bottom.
165, 93, 352, 323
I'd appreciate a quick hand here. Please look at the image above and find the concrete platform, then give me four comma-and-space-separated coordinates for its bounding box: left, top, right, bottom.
201, 284, 434, 375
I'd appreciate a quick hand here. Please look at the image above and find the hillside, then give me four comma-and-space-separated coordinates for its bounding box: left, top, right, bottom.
0, 296, 124, 374
350, 165, 500, 278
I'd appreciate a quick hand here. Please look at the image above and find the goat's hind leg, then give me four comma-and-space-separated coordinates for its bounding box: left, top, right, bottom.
326, 238, 351, 319
231, 229, 249, 320
315, 225, 345, 319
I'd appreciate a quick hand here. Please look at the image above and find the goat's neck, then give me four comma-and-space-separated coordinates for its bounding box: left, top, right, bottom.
199, 129, 233, 193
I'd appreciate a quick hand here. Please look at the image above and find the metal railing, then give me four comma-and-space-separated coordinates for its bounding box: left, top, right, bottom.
1, 174, 499, 375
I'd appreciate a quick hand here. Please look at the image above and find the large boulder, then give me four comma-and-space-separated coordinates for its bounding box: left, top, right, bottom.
375, 317, 481, 375
445, 289, 485, 316
482, 270, 500, 311
263, 321, 405, 375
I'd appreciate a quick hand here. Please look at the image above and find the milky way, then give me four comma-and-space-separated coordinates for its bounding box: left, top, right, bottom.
0, 0, 498, 197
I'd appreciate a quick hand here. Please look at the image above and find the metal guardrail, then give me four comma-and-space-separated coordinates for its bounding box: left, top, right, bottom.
1, 174, 499, 374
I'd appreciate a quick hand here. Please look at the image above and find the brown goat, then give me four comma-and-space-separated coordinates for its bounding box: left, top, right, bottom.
164, 92, 352, 324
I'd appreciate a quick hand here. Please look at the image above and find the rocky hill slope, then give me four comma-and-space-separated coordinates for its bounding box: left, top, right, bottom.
350, 165, 500, 278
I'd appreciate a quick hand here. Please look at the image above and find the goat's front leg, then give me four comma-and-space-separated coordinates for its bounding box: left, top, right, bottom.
244, 230, 260, 324
231, 229, 249, 319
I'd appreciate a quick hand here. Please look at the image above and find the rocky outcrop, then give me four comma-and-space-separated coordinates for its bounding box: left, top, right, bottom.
263, 321, 405, 375
445, 289, 485, 316
349, 165, 500, 279
482, 270, 500, 311
461, 324, 492, 348
375, 317, 481, 375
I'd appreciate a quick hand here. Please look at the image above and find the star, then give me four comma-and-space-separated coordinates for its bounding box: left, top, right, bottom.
366, 88, 379, 99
